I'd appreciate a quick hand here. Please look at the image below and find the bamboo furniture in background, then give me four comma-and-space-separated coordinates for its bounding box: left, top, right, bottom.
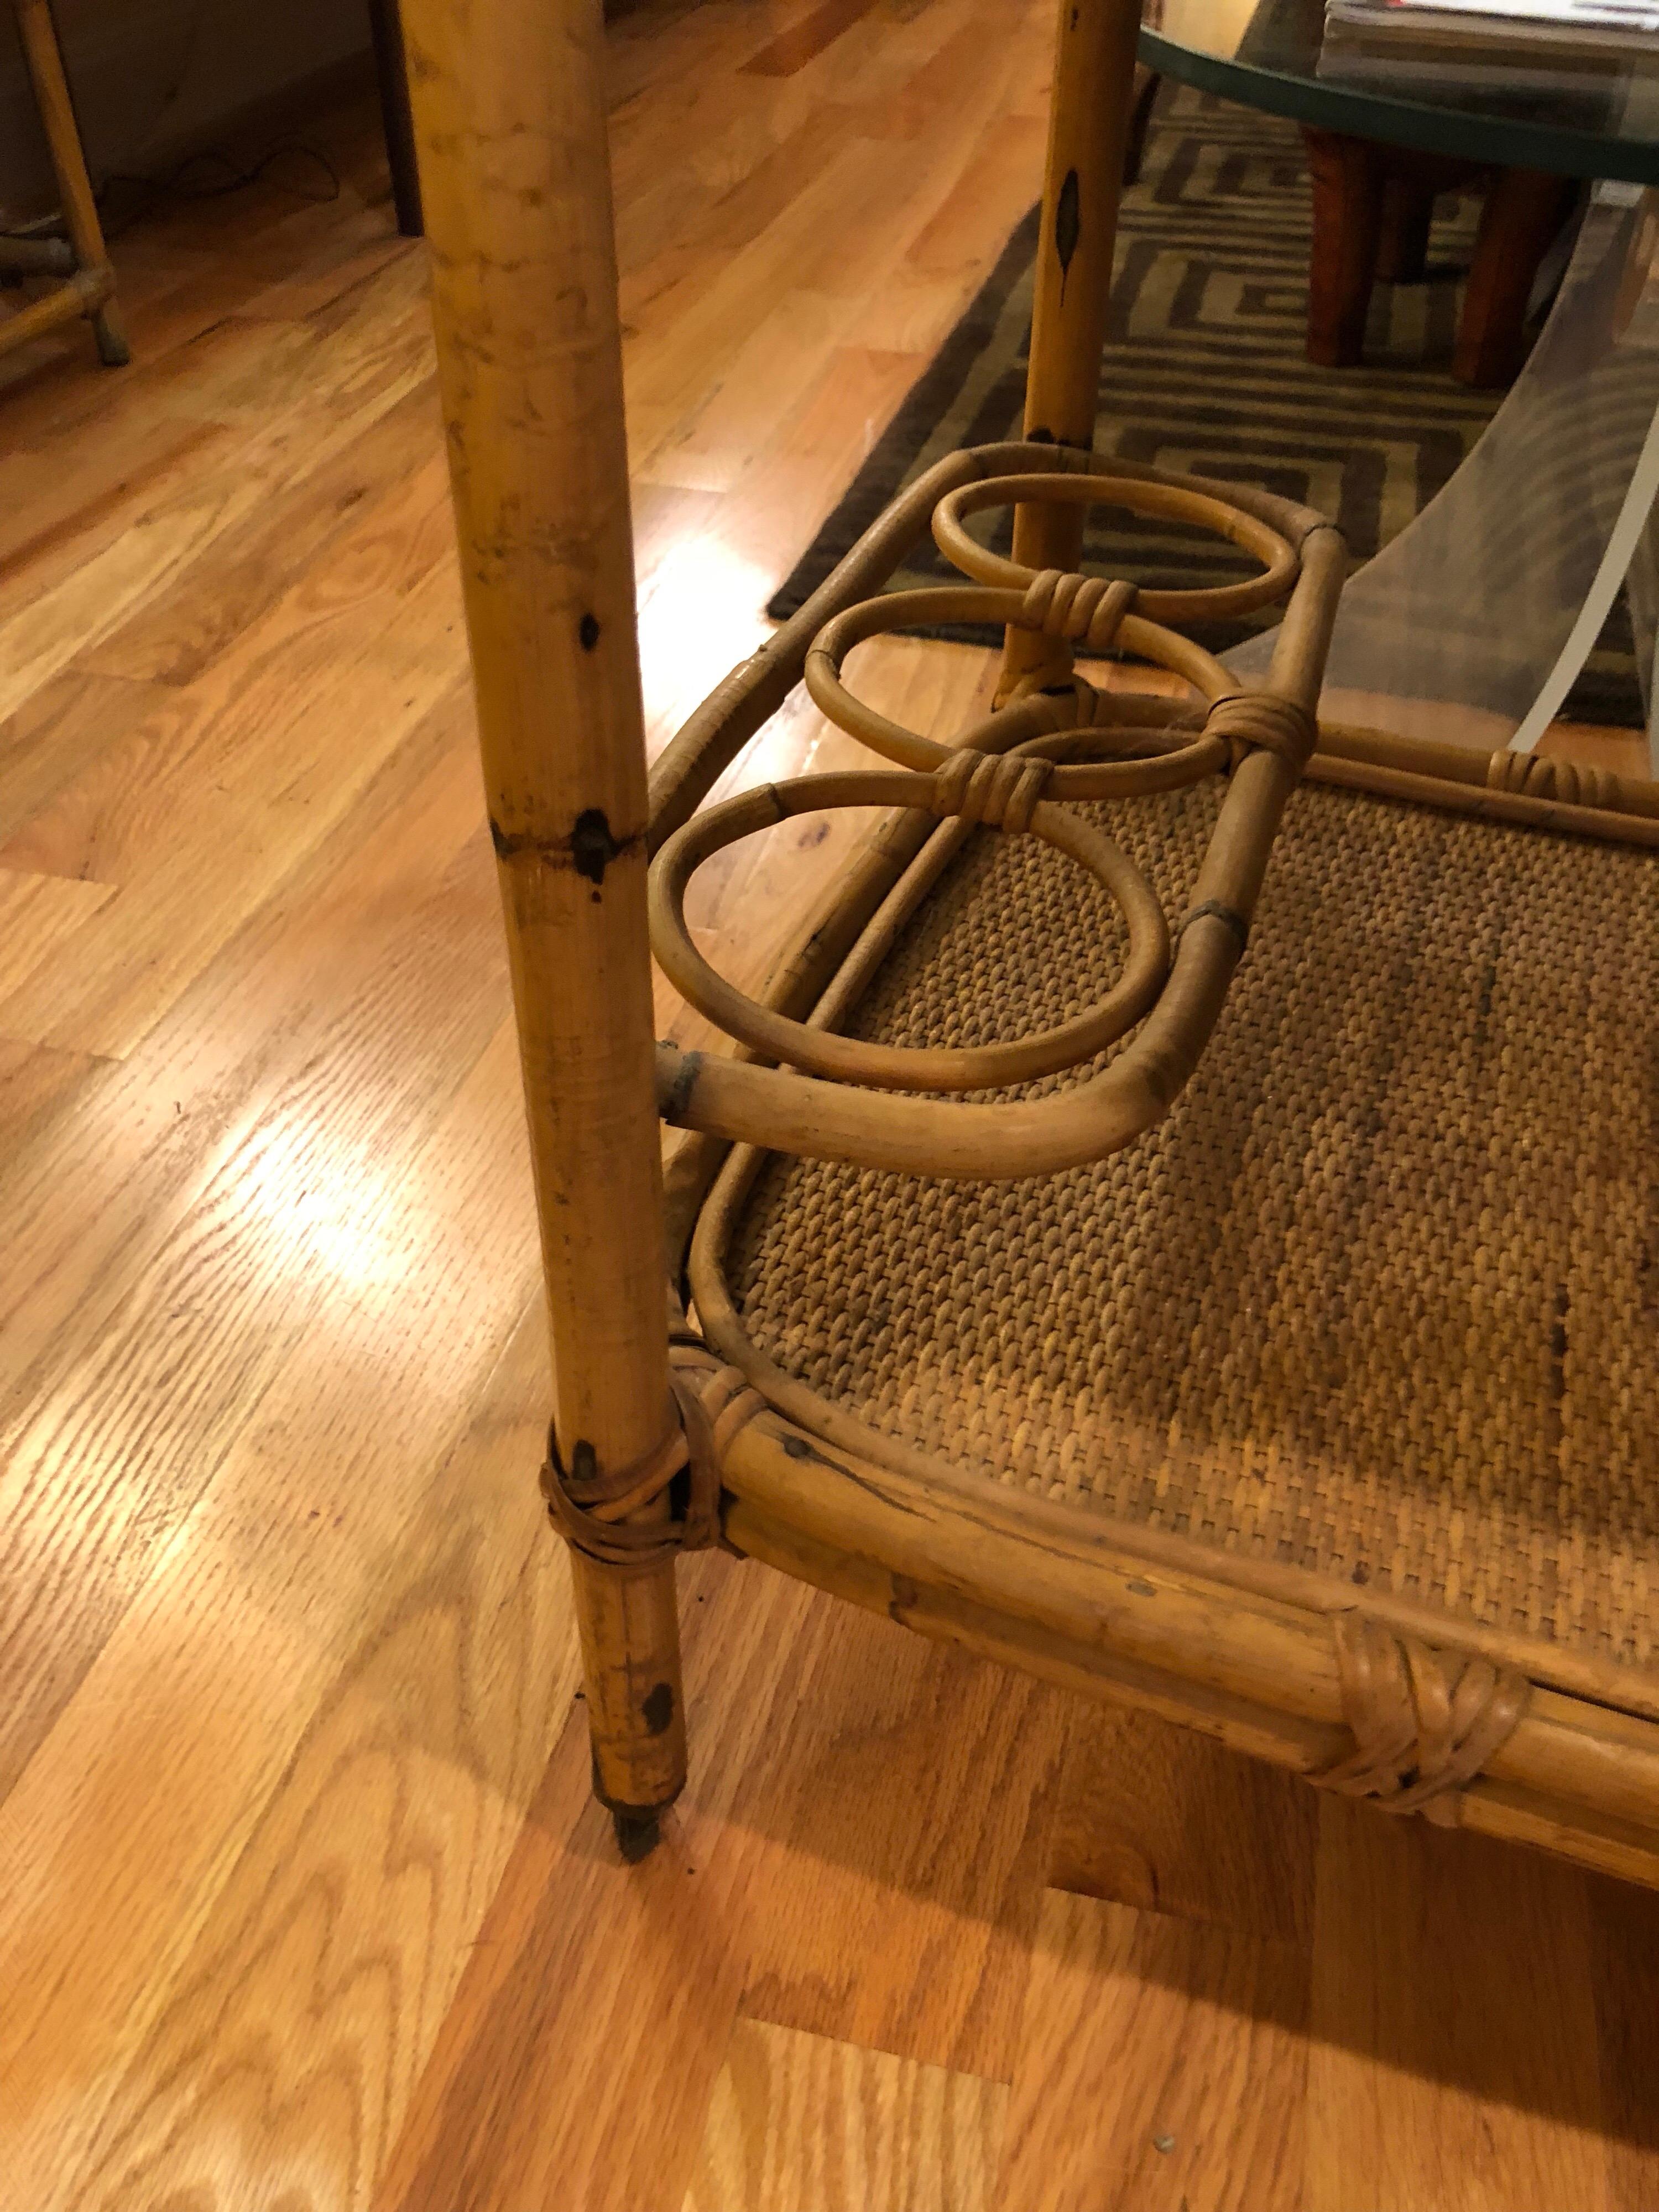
1, 0, 127, 368
403, 0, 1659, 1887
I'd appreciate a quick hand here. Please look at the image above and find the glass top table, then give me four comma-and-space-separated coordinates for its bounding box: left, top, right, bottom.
1138, 1, 1659, 764
1142, 0, 1659, 188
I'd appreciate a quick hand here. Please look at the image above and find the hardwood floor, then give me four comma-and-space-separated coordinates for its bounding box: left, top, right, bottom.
1, 3, 1653, 2206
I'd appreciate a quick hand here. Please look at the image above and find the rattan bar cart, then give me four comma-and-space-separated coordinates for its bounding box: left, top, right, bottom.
401, 0, 1659, 1885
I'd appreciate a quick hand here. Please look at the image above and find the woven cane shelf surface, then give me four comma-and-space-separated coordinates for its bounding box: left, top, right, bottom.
710, 781, 1659, 1676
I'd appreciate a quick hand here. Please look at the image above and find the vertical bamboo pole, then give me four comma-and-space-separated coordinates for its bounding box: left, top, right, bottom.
401, 0, 686, 1854
13, 0, 128, 364
999, 0, 1141, 700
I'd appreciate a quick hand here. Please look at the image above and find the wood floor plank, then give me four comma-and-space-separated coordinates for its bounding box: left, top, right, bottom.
0, 687, 482, 1374
1584, 1874, 1659, 2209
622, 135, 928, 465
368, 1558, 820, 2212
1048, 1704, 1318, 1949
0, 1036, 105, 1157
1306, 1799, 1622, 2212
0, 561, 467, 1056
997, 1890, 1309, 2212
0, 311, 275, 486
0, 414, 226, 577
54, 1307, 579, 2212
741, 0, 885, 79
731, 1612, 1068, 2085
682, 2018, 1008, 2211
830, 0, 998, 112
0, 868, 117, 997
6, 435, 457, 888
77, 379, 445, 688
0, 1019, 541, 2211
617, 101, 865, 326
0, 670, 166, 835
0, 715, 495, 1798
643, 286, 884, 493
0, 260, 437, 734
0, 468, 275, 727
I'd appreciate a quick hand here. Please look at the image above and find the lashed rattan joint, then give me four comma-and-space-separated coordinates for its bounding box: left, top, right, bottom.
1486, 749, 1619, 810
1314, 1614, 1531, 1823
539, 1337, 765, 1570
1206, 692, 1319, 773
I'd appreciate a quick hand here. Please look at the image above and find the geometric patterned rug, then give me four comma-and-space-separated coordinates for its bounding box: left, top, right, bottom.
768, 82, 1640, 724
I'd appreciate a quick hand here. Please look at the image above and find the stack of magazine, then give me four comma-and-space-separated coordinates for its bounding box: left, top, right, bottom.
1319, 0, 1659, 100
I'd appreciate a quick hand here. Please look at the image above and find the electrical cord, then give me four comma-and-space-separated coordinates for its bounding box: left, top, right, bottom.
96, 137, 342, 240
1, 135, 342, 254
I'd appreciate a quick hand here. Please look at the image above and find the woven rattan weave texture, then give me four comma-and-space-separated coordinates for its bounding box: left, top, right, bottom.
723, 783, 1659, 1668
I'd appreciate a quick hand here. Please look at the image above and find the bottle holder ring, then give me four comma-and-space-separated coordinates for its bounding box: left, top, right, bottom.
647, 461, 1322, 1101
649, 764, 1170, 1094
932, 472, 1300, 624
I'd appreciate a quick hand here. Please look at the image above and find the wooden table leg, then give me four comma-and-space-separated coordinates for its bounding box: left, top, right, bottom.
1123, 63, 1160, 188
1301, 125, 1385, 369
1454, 166, 1577, 388
1377, 175, 1436, 285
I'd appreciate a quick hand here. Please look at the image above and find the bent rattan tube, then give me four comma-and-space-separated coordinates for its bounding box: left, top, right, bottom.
933, 471, 1299, 620
658, 526, 1347, 1178
655, 891, 1248, 1177
651, 766, 1170, 1091
645, 439, 1323, 851
647, 439, 1103, 848
707, 1413, 1659, 1887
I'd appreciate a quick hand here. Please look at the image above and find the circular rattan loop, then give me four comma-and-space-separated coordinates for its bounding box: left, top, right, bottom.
648, 464, 1323, 1107
650, 763, 1170, 1093
932, 472, 1299, 622
805, 586, 1235, 787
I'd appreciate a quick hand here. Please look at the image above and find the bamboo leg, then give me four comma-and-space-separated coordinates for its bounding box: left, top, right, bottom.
401, 0, 686, 1851
998, 0, 1141, 701
12, 0, 128, 366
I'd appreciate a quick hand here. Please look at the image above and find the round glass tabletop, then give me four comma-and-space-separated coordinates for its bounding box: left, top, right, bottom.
1141, 0, 1659, 183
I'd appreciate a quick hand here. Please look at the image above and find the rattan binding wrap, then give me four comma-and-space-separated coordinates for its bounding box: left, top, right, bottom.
1315, 1617, 1531, 1823
539, 1337, 766, 1571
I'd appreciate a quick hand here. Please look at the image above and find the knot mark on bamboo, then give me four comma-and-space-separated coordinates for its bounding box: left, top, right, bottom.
572, 806, 624, 884
1054, 166, 1082, 286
